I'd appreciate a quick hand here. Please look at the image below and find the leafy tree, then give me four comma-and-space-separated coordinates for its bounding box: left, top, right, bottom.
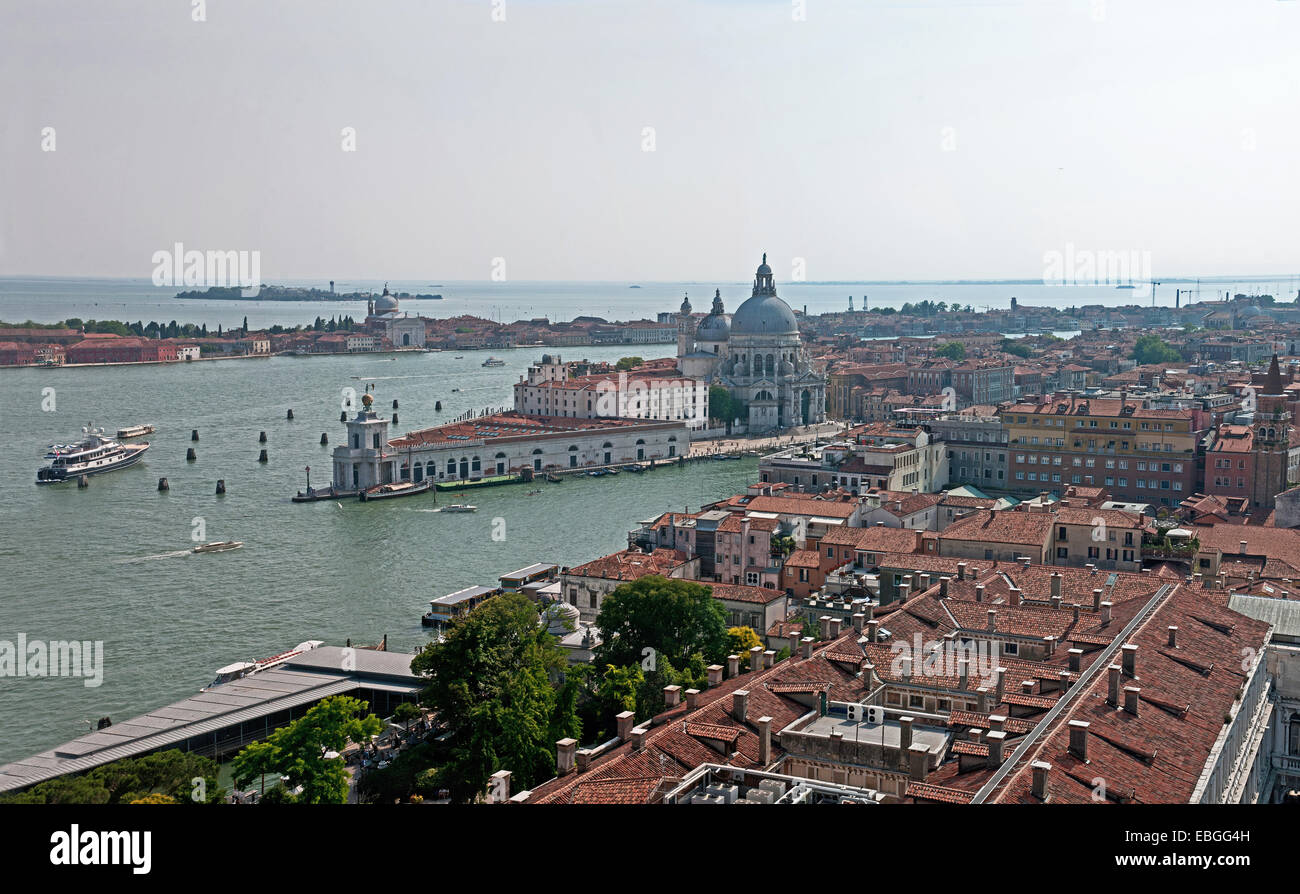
934, 341, 966, 361
615, 356, 643, 371
727, 627, 763, 669
232, 695, 382, 804
393, 700, 421, 730
410, 592, 577, 803
597, 663, 643, 715
1000, 338, 1033, 359
1131, 334, 1181, 366
709, 385, 741, 423
593, 576, 729, 671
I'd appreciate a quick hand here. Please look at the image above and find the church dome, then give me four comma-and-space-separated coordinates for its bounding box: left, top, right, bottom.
731, 294, 798, 336
731, 253, 798, 336
695, 289, 730, 341
373, 284, 399, 314
541, 602, 581, 636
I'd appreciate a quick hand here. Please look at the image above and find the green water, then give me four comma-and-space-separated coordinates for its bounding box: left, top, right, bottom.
0, 346, 758, 765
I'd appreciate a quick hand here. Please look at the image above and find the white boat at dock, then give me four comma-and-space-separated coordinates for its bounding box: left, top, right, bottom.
116, 424, 156, 439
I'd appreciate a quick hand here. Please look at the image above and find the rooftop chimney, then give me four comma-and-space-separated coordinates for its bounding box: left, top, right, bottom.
727, 654, 740, 678
1050, 572, 1062, 600
1123, 686, 1140, 715
556, 738, 577, 775
801, 637, 815, 659
989, 714, 1006, 732
757, 715, 773, 764
986, 730, 1007, 767
1121, 643, 1137, 678
685, 688, 701, 709
763, 649, 776, 669
488, 769, 511, 803
909, 743, 931, 782
866, 620, 879, 642
829, 618, 842, 639
707, 665, 724, 687
616, 710, 635, 742
900, 715, 914, 755
1107, 664, 1121, 706
1072, 603, 1080, 624
958, 658, 970, 690
749, 645, 764, 670
1068, 648, 1083, 672
732, 690, 749, 724
1031, 761, 1051, 800
975, 583, 985, 602
1009, 587, 1022, 607
1101, 601, 1113, 624
901, 656, 913, 681
987, 608, 998, 632
1051, 594, 1062, 611
1092, 588, 1103, 610
819, 616, 832, 639
630, 726, 648, 749
898, 583, 911, 602
1058, 669, 1071, 692
940, 577, 951, 597
994, 668, 1006, 705
852, 612, 866, 633
1167, 626, 1179, 648
958, 562, 968, 581
663, 684, 682, 708
976, 687, 989, 713
1068, 720, 1089, 761
1240, 540, 1248, 555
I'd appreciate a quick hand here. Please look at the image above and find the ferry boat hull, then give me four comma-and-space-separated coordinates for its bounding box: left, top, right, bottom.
359, 478, 434, 501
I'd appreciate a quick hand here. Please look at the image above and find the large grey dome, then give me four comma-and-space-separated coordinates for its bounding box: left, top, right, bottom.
373, 284, 399, 314
731, 293, 797, 336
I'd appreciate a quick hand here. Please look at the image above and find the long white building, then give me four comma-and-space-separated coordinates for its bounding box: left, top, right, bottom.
331, 397, 688, 490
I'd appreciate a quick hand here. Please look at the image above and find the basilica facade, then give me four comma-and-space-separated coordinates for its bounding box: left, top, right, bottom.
677, 255, 826, 432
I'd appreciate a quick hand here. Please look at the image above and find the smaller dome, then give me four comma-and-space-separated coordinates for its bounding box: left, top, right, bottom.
779, 360, 794, 376
756, 252, 771, 276
696, 314, 730, 342
542, 602, 581, 636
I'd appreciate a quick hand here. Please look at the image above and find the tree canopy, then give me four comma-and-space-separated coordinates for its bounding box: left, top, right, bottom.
593, 575, 729, 670
0, 749, 222, 804
1131, 334, 1182, 366
410, 592, 579, 803
232, 694, 382, 804
934, 341, 966, 361
615, 356, 643, 371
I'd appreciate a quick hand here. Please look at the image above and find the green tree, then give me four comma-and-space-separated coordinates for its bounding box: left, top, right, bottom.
0, 749, 222, 804
615, 356, 643, 371
410, 592, 577, 803
232, 695, 382, 804
1000, 338, 1033, 358
1131, 334, 1181, 366
593, 576, 728, 670
934, 341, 966, 361
727, 626, 763, 669
393, 700, 421, 731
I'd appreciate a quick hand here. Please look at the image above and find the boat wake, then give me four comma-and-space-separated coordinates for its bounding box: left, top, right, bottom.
349, 374, 438, 381
115, 549, 193, 564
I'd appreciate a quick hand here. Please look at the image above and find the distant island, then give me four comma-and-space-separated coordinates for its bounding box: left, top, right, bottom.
174, 285, 443, 302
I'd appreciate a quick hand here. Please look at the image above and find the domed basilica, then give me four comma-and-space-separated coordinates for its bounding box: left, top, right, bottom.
677, 254, 826, 432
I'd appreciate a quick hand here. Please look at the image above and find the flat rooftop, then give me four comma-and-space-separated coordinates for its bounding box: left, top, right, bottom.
0, 645, 422, 794
795, 715, 950, 754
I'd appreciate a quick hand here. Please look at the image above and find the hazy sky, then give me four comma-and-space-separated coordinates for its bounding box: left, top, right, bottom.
2, 0, 1297, 282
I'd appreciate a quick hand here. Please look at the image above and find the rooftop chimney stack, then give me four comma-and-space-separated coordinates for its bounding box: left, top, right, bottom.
757, 715, 773, 764
976, 687, 989, 713
685, 688, 701, 709
1107, 664, 1121, 706
986, 730, 1007, 767
1167, 626, 1179, 648
801, 637, 815, 659
900, 715, 914, 755
749, 645, 764, 670
630, 726, 648, 749
1121, 643, 1137, 678
958, 562, 968, 581
829, 618, 842, 638
987, 608, 998, 632
1009, 587, 1022, 607
1093, 588, 1103, 611
898, 583, 911, 602
909, 743, 930, 782
616, 711, 635, 742
1068, 720, 1089, 761
958, 658, 970, 690
852, 613, 866, 633
727, 654, 740, 678
867, 620, 879, 642
1101, 601, 1113, 624
994, 668, 1006, 705
556, 738, 577, 775
940, 577, 951, 597
707, 665, 724, 687
1068, 648, 1083, 672
1031, 761, 1051, 801
763, 649, 776, 669
975, 583, 985, 602
1123, 686, 1140, 715
663, 684, 682, 708
732, 690, 749, 724
1051, 573, 1062, 600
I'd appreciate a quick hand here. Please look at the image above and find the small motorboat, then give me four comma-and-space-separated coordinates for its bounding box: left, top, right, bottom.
525, 489, 543, 496
441, 504, 477, 513
192, 541, 243, 554
359, 478, 433, 501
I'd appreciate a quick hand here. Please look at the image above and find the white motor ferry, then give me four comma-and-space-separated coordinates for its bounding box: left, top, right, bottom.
36, 425, 150, 484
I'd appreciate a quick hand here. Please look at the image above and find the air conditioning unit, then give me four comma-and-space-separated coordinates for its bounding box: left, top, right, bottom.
865, 705, 886, 724
846, 703, 864, 721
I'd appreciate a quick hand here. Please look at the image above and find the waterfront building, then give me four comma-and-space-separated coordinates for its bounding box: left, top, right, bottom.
513, 354, 709, 431
559, 548, 698, 622
331, 398, 688, 491
759, 422, 948, 494
675, 255, 827, 432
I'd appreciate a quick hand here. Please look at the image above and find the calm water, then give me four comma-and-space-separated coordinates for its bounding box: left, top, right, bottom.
2, 275, 1292, 331
0, 344, 767, 765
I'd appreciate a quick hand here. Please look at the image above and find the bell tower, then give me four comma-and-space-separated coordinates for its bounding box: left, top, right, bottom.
676, 292, 693, 360
1251, 354, 1291, 508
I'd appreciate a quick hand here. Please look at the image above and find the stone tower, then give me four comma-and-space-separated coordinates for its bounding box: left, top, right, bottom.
676, 292, 693, 359
1251, 354, 1291, 509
